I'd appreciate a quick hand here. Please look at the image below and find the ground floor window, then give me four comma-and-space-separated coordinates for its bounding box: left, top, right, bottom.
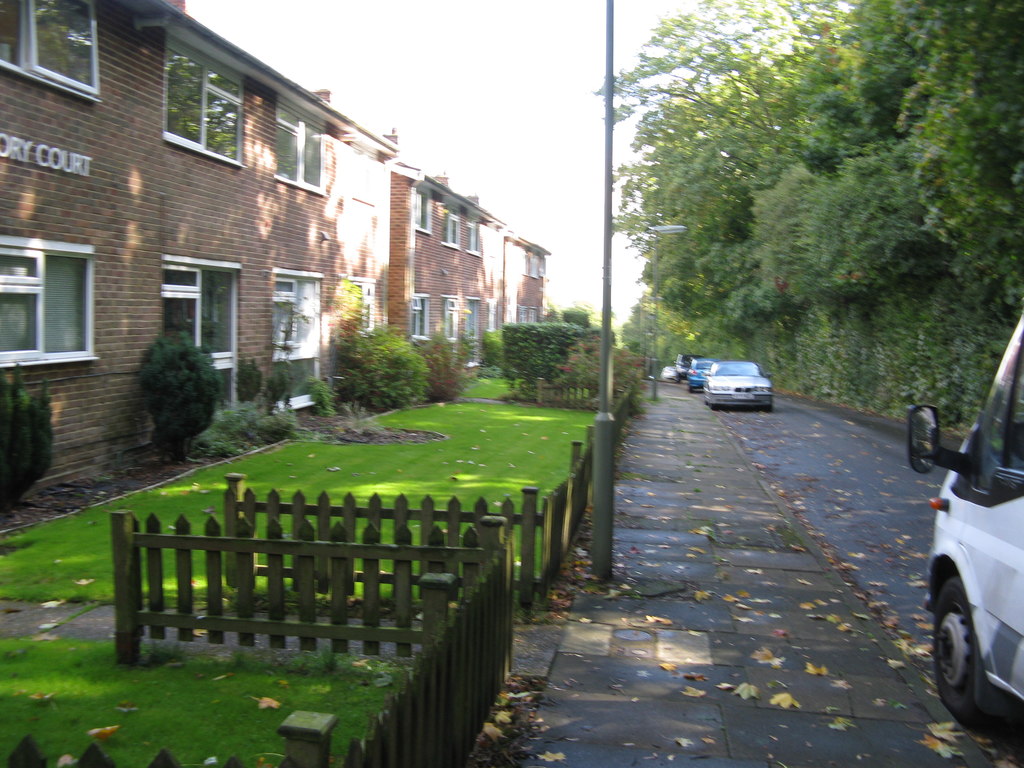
162, 256, 237, 401
350, 278, 376, 330
486, 298, 497, 332
0, 236, 93, 365
411, 294, 428, 339
272, 269, 321, 409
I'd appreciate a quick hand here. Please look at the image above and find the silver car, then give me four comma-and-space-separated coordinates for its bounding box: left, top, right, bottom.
703, 360, 773, 412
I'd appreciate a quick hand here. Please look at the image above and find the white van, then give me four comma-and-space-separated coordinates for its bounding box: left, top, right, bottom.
908, 313, 1024, 725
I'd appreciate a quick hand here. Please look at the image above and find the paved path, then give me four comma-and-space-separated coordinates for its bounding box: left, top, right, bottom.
529, 388, 991, 768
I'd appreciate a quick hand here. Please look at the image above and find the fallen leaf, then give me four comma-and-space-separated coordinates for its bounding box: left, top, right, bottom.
681, 686, 706, 698
829, 717, 855, 731
674, 737, 694, 747
56, 756, 76, 767
751, 648, 785, 668
29, 692, 55, 702
769, 692, 801, 709
683, 672, 706, 681
538, 751, 567, 762
251, 697, 281, 709
659, 662, 678, 671
733, 682, 760, 700
805, 662, 829, 676
927, 722, 962, 744
73, 579, 95, 586
494, 710, 513, 725
645, 615, 672, 625
87, 725, 121, 741
482, 722, 503, 742
919, 734, 962, 758
693, 590, 713, 602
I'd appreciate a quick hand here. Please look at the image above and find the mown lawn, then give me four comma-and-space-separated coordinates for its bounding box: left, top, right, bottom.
0, 402, 592, 603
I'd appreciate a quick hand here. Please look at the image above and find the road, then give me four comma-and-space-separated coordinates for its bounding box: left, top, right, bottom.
696, 388, 1024, 762
703, 391, 943, 648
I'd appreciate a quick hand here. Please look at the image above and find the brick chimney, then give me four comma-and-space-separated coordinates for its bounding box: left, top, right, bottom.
313, 89, 331, 104
434, 174, 449, 187
165, 0, 188, 12
384, 128, 399, 145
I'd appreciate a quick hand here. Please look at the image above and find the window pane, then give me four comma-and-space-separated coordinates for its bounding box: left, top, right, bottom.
201, 270, 232, 353
207, 67, 239, 98
275, 124, 298, 180
205, 92, 239, 159
163, 296, 196, 340
0, 253, 37, 277
34, 0, 95, 86
302, 129, 322, 187
165, 52, 202, 143
0, 0, 20, 64
0, 293, 37, 351
162, 268, 197, 287
43, 254, 85, 353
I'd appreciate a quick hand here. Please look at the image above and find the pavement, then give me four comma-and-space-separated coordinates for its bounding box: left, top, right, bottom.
0, 387, 996, 767
527, 386, 993, 768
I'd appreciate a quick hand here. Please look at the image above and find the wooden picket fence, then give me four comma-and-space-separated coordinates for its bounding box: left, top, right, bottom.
536, 378, 596, 409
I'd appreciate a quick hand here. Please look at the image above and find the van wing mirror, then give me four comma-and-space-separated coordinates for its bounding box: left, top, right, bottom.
907, 405, 940, 474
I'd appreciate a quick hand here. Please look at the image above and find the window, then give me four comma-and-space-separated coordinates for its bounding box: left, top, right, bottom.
443, 296, 458, 340
351, 278, 376, 330
411, 294, 428, 338
467, 219, 480, 253
276, 106, 323, 189
0, 0, 98, 94
414, 189, 431, 232
525, 252, 543, 278
272, 271, 320, 408
164, 46, 241, 162
0, 236, 92, 364
161, 258, 237, 400
443, 208, 460, 247
486, 298, 497, 332
466, 297, 482, 340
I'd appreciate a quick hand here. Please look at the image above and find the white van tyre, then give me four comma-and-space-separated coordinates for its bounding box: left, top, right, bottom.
934, 576, 990, 725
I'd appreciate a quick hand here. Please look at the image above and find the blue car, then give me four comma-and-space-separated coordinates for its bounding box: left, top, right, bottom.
686, 358, 718, 392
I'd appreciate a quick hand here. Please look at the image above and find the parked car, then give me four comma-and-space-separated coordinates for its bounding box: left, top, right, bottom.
703, 360, 773, 411
685, 358, 718, 392
660, 365, 678, 381
907, 311, 1024, 725
674, 354, 703, 382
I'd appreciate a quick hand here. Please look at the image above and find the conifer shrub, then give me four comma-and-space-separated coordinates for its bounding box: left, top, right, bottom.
235, 358, 263, 403
139, 334, 222, 461
0, 366, 52, 513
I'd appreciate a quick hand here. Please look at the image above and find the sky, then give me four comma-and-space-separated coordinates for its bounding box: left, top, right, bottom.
185, 0, 689, 318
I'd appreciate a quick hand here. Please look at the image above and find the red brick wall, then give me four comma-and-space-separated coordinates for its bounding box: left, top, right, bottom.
1, 0, 388, 485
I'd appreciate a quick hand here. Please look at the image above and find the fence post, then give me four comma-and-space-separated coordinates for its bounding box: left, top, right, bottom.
111, 510, 141, 665
277, 711, 338, 768
519, 487, 539, 608
420, 572, 457, 640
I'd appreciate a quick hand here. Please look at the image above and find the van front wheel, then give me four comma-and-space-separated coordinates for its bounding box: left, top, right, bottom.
934, 577, 989, 725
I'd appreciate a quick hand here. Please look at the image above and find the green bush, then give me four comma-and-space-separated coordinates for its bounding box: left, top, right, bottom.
331, 327, 428, 412
552, 336, 645, 398
139, 334, 222, 461
418, 333, 470, 402
263, 361, 292, 413
0, 366, 52, 513
502, 322, 590, 398
481, 330, 503, 369
307, 377, 337, 417
235, 358, 263, 403
190, 403, 298, 458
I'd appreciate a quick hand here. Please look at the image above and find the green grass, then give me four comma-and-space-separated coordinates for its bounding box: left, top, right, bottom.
0, 638, 398, 765
0, 402, 592, 603
462, 377, 511, 400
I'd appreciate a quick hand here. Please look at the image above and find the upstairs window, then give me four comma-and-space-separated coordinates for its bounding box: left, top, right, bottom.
414, 189, 431, 232
164, 46, 241, 162
443, 208, 460, 247
0, 0, 98, 94
467, 219, 480, 253
276, 106, 323, 190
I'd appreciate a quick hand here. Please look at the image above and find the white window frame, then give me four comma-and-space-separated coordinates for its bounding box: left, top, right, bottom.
411, 293, 428, 339
443, 208, 460, 248
486, 298, 497, 332
272, 268, 321, 409
467, 219, 480, 254
275, 105, 324, 191
414, 189, 431, 232
164, 44, 242, 163
350, 277, 376, 331
0, 0, 99, 96
443, 295, 459, 340
465, 297, 481, 340
161, 255, 238, 400
0, 235, 94, 366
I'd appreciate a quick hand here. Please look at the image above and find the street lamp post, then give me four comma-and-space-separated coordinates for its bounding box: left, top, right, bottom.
648, 225, 687, 400
592, 0, 616, 580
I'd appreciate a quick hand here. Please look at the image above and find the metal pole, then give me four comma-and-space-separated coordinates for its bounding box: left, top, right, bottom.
592, 0, 615, 580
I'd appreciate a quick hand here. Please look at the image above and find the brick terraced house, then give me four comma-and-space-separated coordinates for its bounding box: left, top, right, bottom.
1, 0, 548, 486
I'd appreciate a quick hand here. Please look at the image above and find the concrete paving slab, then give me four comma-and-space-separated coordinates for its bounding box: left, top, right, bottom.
522, 740, 767, 768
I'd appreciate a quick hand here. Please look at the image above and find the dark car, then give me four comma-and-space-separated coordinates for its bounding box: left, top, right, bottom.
686, 358, 718, 392
674, 354, 704, 383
